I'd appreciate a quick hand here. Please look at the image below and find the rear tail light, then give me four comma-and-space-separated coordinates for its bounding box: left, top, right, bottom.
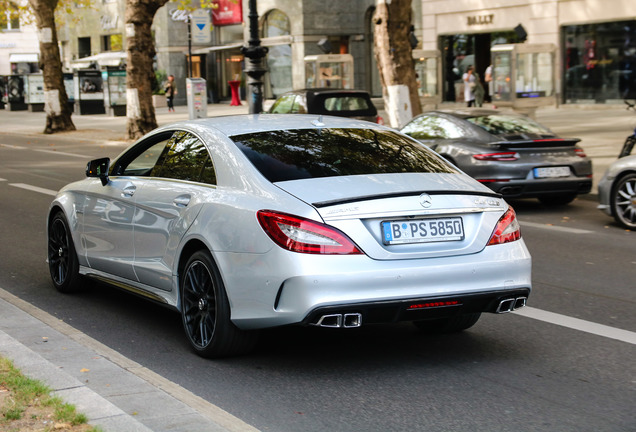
376, 115, 384, 125
257, 210, 363, 255
473, 152, 520, 161
488, 206, 521, 246
574, 148, 587, 158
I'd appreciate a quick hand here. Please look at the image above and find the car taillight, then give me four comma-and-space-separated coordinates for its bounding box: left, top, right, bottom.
376, 115, 384, 125
574, 148, 587, 158
473, 152, 520, 161
257, 210, 363, 255
488, 206, 521, 246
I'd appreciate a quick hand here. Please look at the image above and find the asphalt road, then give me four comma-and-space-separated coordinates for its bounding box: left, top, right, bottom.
0, 131, 634, 432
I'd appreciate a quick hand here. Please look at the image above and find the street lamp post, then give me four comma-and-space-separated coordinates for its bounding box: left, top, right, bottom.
241, 0, 268, 114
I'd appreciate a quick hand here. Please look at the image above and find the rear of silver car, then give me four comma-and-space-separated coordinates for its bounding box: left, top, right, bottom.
222, 175, 531, 330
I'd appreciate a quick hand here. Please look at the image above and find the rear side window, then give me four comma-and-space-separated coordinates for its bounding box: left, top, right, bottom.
324, 96, 370, 112
402, 115, 464, 140
466, 114, 553, 137
231, 128, 457, 182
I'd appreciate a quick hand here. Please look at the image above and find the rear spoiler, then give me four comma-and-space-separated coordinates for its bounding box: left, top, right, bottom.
489, 138, 581, 148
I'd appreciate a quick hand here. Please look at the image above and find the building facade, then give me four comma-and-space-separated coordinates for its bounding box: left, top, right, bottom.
422, 0, 636, 104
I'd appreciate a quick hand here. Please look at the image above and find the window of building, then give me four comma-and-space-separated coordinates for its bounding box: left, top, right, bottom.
102, 34, 123, 52
1, 5, 20, 31
562, 20, 636, 103
78, 37, 91, 58
262, 9, 292, 98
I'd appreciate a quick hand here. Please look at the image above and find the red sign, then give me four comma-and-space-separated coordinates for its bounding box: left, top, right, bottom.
212, 0, 243, 26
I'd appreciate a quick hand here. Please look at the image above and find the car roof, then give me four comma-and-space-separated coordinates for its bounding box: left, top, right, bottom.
156, 114, 388, 138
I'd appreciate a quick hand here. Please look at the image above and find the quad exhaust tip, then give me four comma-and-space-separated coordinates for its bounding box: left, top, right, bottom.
496, 296, 527, 314
313, 313, 362, 328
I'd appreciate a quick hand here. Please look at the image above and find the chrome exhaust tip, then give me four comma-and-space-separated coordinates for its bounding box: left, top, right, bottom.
496, 296, 528, 313
496, 298, 515, 313
514, 297, 527, 310
343, 313, 362, 328
314, 314, 342, 328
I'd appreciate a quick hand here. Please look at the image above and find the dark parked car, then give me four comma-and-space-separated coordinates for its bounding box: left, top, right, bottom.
401, 109, 593, 205
268, 88, 383, 124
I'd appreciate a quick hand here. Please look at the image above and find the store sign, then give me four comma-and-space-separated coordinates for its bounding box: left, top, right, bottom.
169, 9, 190, 22
212, 0, 243, 26
191, 9, 211, 44
467, 14, 494, 26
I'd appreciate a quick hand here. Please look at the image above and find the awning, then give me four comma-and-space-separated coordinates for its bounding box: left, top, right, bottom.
191, 36, 294, 55
71, 51, 126, 69
9, 53, 39, 63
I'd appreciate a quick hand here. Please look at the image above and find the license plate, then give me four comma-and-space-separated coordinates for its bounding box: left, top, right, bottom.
382, 217, 464, 245
534, 166, 571, 178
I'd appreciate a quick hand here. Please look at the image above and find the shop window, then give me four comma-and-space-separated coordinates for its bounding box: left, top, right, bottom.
562, 20, 636, 103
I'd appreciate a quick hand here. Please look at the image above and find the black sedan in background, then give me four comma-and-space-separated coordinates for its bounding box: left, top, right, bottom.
401, 109, 593, 205
268, 88, 383, 124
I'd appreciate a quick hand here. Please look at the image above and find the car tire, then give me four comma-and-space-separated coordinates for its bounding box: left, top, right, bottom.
538, 193, 577, 206
610, 173, 636, 229
47, 212, 83, 293
180, 250, 258, 358
413, 313, 481, 334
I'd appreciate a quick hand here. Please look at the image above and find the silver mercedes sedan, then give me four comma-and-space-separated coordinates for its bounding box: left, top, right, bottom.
47, 115, 532, 358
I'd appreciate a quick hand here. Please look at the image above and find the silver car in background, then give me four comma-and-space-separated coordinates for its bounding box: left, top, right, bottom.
47, 115, 531, 358
598, 154, 636, 229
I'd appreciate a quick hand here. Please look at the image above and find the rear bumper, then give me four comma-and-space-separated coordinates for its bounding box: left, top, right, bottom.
302, 288, 531, 327
484, 177, 592, 198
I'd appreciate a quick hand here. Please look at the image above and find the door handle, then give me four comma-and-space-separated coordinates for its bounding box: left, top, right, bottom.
173, 195, 191, 207
122, 185, 136, 197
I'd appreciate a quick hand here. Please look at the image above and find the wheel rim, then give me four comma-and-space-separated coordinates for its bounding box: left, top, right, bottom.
614, 177, 636, 227
182, 260, 217, 349
48, 219, 70, 285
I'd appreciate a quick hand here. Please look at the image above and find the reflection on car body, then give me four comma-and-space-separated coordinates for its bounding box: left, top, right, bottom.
47, 115, 531, 358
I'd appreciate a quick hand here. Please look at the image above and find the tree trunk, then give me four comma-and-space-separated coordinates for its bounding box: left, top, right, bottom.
28, 0, 75, 134
373, 0, 421, 129
125, 0, 168, 140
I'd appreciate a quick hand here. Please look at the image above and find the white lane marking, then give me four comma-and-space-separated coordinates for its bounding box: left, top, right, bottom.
9, 183, 58, 196
0, 144, 27, 150
514, 306, 636, 345
33, 149, 91, 159
520, 221, 593, 234
0, 178, 6, 182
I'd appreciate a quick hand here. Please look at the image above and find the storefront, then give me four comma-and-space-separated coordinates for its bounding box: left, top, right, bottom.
421, 0, 636, 106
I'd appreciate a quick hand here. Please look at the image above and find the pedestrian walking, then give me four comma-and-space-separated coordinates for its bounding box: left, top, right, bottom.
463, 65, 476, 107
165, 75, 177, 112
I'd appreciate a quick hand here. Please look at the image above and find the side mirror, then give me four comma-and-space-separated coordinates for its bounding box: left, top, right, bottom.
86, 157, 110, 186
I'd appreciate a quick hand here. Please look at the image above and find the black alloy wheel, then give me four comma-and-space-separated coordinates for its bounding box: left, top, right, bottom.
47, 212, 83, 293
180, 250, 257, 358
611, 173, 636, 229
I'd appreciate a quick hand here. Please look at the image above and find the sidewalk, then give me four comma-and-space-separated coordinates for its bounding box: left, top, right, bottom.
1, 101, 634, 431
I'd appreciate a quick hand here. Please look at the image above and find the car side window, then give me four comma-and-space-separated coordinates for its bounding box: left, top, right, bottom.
402, 116, 464, 140
293, 95, 307, 114
152, 131, 217, 184
114, 133, 173, 177
270, 94, 295, 113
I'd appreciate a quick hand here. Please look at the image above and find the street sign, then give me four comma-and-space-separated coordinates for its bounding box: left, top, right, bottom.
191, 9, 211, 44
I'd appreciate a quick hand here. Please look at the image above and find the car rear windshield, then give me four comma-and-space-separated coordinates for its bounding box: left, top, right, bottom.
314, 95, 376, 116
231, 128, 457, 182
465, 114, 554, 137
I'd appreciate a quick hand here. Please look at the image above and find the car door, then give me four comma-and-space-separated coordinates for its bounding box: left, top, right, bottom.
82, 132, 173, 281
131, 131, 217, 291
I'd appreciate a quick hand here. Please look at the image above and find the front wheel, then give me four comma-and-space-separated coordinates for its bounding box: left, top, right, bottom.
47, 212, 83, 293
413, 313, 481, 334
180, 250, 258, 358
538, 193, 577, 206
611, 173, 636, 229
